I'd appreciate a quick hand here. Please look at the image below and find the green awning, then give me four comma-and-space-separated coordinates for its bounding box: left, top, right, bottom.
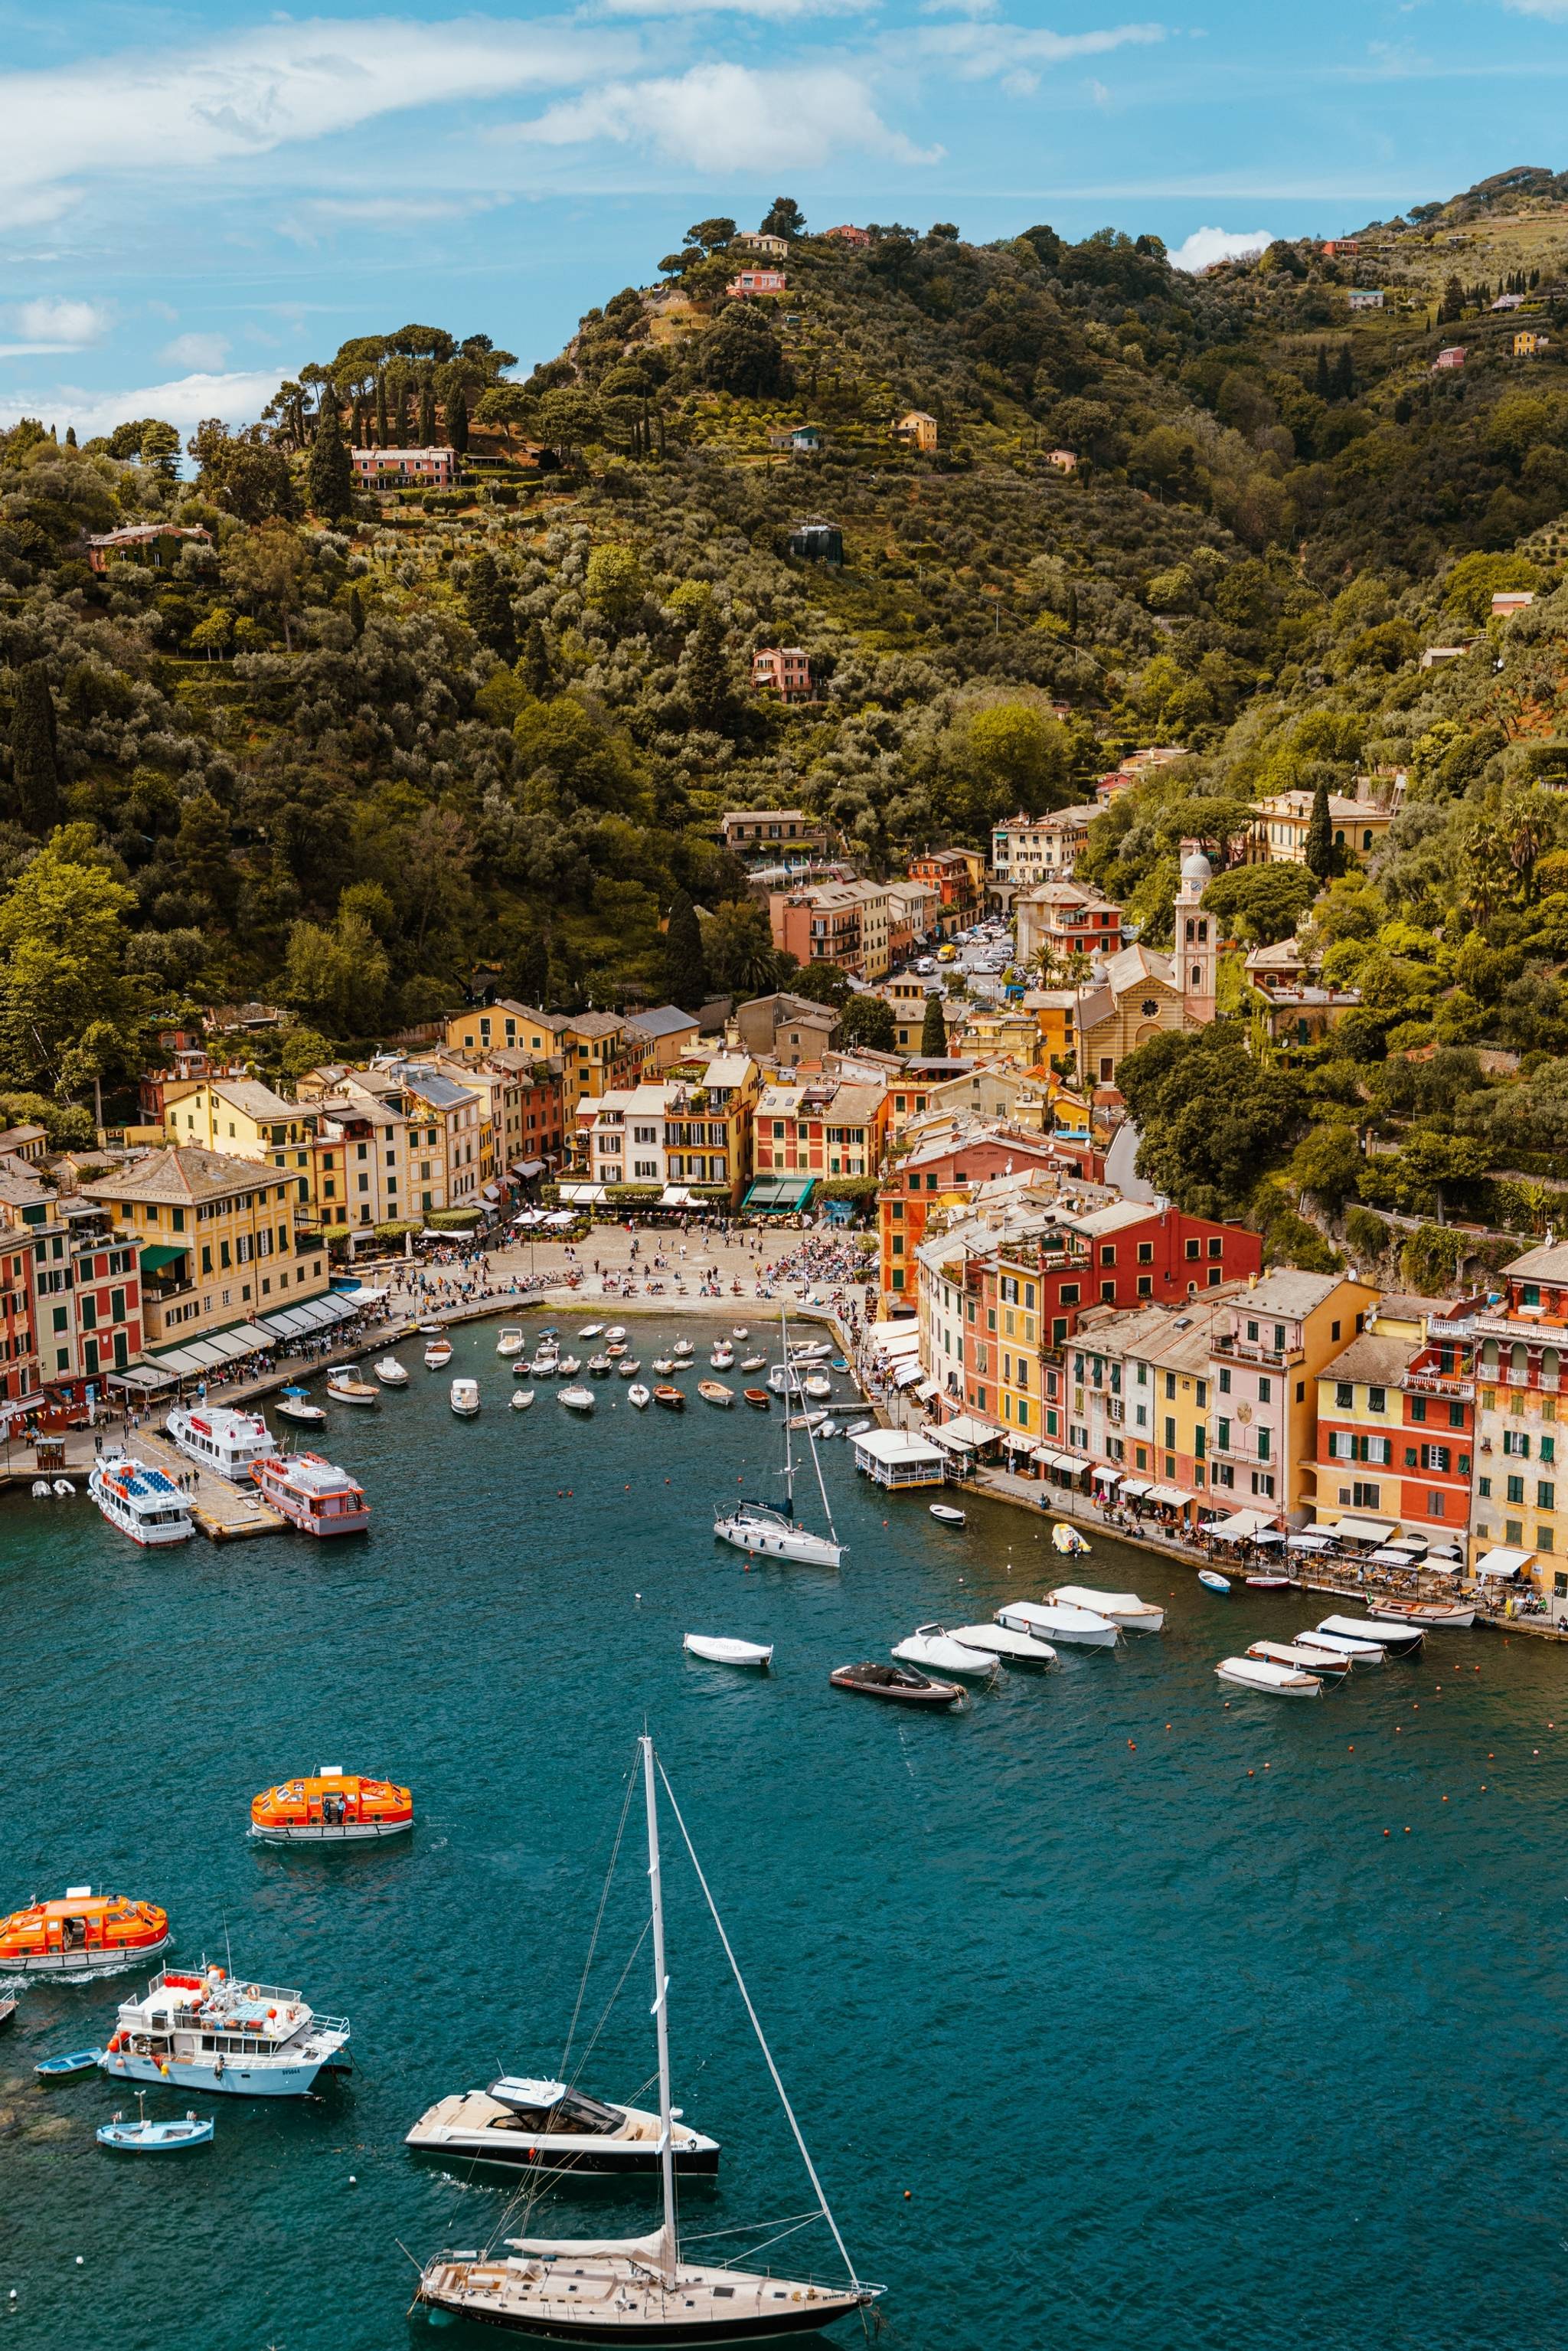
741, 1176, 817, 1213
139, 1242, 190, 1271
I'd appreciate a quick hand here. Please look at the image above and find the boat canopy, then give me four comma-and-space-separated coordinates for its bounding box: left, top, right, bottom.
505, 2232, 666, 2261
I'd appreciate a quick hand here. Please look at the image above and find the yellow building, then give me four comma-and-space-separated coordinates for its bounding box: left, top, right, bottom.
993, 1245, 1043, 1437
893, 410, 938, 453
81, 1145, 329, 1351
162, 1077, 318, 1207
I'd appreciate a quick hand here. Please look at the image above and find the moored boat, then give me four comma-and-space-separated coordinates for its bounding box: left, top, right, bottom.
1051, 1522, 1091, 1556
2, 1888, 170, 1977
1047, 1584, 1165, 1634
496, 1326, 527, 1357
1198, 1568, 1232, 1594
559, 1384, 596, 1413
948, 1621, 1056, 1666
802, 1373, 832, 1401
1298, 1627, 1384, 1665
672, 1337, 694, 1360
995, 1600, 1118, 1650
251, 1453, 369, 1537
1245, 1573, 1293, 1591
510, 1388, 535, 1412
374, 1356, 408, 1386
450, 1377, 481, 1417
893, 1626, 998, 1679
578, 1323, 604, 1340
88, 1454, 194, 1547
627, 1384, 652, 1409
557, 1354, 583, 1377
929, 1502, 965, 1526
250, 1767, 413, 1843
1316, 1612, 1423, 1656
588, 1354, 613, 1378
683, 1633, 773, 1669
325, 1365, 378, 1405
830, 1660, 962, 1707
97, 2096, 214, 2153
1249, 1639, 1350, 1679
36, 2049, 103, 2080
1369, 1598, 1476, 1630
424, 1339, 453, 1369
407, 2076, 720, 2178
740, 1353, 767, 1372
616, 1357, 641, 1376
1216, 1656, 1321, 1698
275, 1386, 327, 1427
710, 1343, 734, 1370
165, 1403, 271, 1483
101, 1964, 350, 2097
696, 1380, 733, 1408
652, 1385, 685, 1411
652, 1355, 677, 1375
742, 1387, 771, 1410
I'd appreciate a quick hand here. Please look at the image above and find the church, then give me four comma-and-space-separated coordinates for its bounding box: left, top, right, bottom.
1067, 843, 1218, 1085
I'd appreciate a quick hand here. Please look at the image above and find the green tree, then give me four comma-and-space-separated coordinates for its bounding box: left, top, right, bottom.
788, 960, 851, 1009
838, 993, 897, 1053
0, 829, 145, 1089
538, 387, 603, 464
447, 382, 469, 454
920, 991, 948, 1056
687, 217, 737, 253
305, 402, 354, 521
1116, 1023, 1307, 1219
283, 907, 390, 1035
221, 521, 310, 651
520, 618, 555, 699
1285, 1121, 1364, 1213
701, 899, 779, 996
7, 662, 60, 832
1305, 777, 1336, 882
698, 306, 789, 398
760, 198, 805, 240
684, 606, 737, 732
1201, 862, 1317, 946
187, 418, 293, 522
465, 551, 517, 659
584, 544, 644, 632
139, 420, 181, 477
664, 888, 708, 1011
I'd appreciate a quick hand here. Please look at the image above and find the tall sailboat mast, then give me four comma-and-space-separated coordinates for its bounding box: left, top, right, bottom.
641, 1732, 678, 2287
779, 1303, 795, 1519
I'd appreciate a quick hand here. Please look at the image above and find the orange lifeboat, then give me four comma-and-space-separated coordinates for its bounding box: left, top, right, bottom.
249, 1765, 413, 1846
0, 1886, 170, 1976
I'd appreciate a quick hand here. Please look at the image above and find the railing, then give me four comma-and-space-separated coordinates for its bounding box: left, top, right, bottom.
1402, 1370, 1475, 1400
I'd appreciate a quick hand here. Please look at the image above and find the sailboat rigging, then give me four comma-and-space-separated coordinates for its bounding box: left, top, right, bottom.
713, 1310, 844, 1568
415, 1735, 882, 2340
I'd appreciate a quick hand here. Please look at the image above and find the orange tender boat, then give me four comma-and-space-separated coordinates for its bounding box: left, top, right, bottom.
249, 1765, 414, 1846
0, 1886, 171, 1977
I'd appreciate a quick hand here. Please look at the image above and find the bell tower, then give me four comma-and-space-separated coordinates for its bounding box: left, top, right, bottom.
1174, 840, 1217, 1025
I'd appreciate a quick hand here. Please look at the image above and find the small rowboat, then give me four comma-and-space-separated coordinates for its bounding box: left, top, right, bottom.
742, 1388, 771, 1411
652, 1386, 685, 1411
830, 1661, 962, 1708
697, 1381, 734, 1408
616, 1358, 642, 1377
627, 1385, 652, 1409
1215, 1656, 1321, 1699
97, 2098, 214, 2153
652, 1356, 677, 1375
684, 1633, 773, 1669
374, 1357, 408, 1387
732, 1326, 750, 1338
37, 2049, 104, 2081
578, 1324, 604, 1340
740, 1354, 768, 1372
929, 1503, 965, 1526
1245, 1573, 1292, 1591
509, 1389, 535, 1412
1198, 1568, 1231, 1594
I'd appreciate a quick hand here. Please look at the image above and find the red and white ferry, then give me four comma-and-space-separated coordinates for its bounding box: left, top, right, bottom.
251, 1452, 370, 1536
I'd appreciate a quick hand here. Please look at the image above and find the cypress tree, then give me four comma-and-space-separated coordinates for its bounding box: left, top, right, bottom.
520, 618, 555, 699
684, 606, 734, 733
8, 662, 60, 832
920, 991, 948, 1057
520, 931, 550, 1006
1305, 777, 1335, 881
1314, 343, 1331, 399
1331, 343, 1354, 400
465, 551, 516, 660
392, 382, 410, 446
419, 378, 437, 446
64, 424, 77, 449
375, 374, 390, 447
306, 403, 354, 521
664, 888, 708, 1012
348, 587, 365, 639
448, 382, 469, 455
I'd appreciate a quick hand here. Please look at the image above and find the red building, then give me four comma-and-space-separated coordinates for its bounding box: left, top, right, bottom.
0, 1222, 37, 1414
1398, 1323, 1475, 1538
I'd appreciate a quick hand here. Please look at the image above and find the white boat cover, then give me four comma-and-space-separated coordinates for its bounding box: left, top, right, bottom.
505, 2232, 666, 2260
1217, 1656, 1319, 1692
1049, 1584, 1152, 1616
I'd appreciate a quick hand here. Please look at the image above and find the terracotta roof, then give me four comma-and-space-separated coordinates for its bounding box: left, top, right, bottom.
80, 1144, 286, 1205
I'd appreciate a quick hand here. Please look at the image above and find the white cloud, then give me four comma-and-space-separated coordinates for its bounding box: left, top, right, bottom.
160, 331, 231, 371
1168, 224, 1272, 272
596, 0, 864, 16
918, 0, 1001, 15
0, 368, 285, 440
15, 298, 106, 346
908, 18, 1165, 78
510, 60, 939, 170
0, 16, 632, 217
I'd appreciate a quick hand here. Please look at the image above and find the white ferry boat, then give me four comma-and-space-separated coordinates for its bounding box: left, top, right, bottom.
165, 1404, 272, 1483
251, 1453, 370, 1538
100, 1964, 351, 2098
87, 1454, 194, 1547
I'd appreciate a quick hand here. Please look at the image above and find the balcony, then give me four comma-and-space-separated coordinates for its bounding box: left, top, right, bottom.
1402, 1369, 1475, 1401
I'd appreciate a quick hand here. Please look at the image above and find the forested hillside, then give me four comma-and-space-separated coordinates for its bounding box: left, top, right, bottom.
6, 174, 1568, 1245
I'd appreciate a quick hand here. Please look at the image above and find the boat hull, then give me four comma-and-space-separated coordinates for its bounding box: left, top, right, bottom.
2, 1936, 169, 1979
410, 2135, 721, 2179
417, 2262, 870, 2343
100, 2049, 334, 2095
714, 1516, 841, 1568
247, 1818, 413, 1845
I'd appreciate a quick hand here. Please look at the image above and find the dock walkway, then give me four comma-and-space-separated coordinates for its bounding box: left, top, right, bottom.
132, 1430, 285, 1542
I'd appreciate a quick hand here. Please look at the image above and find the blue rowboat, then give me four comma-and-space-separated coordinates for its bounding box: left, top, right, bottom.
97, 2101, 213, 2153
36, 2049, 104, 2079
1199, 1568, 1232, 1594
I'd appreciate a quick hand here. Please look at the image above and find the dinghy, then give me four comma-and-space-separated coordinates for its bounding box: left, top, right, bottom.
578, 1324, 604, 1340
37, 2049, 104, 2081
97, 2094, 213, 2153
509, 1388, 535, 1412
742, 1388, 771, 1411
1198, 1568, 1231, 1594
740, 1353, 768, 1372
683, 1633, 773, 1669
652, 1385, 685, 1411
929, 1502, 966, 1526
627, 1384, 652, 1410
1215, 1655, 1321, 1698
1245, 1572, 1292, 1591
1050, 1522, 1091, 1555
1047, 1584, 1164, 1633
893, 1626, 999, 1679
616, 1358, 641, 1378
732, 1325, 750, 1339
696, 1380, 734, 1408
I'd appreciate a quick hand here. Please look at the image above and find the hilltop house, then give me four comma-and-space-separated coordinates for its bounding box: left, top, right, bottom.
893, 410, 939, 453
351, 446, 456, 487
727, 269, 786, 297
751, 647, 814, 703
86, 523, 212, 574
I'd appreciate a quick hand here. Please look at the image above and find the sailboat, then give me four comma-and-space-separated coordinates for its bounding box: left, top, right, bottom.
415, 1736, 881, 2341
714, 1307, 844, 1568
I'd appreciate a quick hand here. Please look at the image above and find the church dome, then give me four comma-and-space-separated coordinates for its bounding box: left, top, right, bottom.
1179, 846, 1212, 888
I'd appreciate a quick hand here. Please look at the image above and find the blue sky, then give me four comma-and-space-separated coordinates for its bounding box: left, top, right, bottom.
1, 0, 1565, 438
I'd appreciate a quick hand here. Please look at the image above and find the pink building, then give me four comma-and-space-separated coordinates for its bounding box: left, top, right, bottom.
1432, 346, 1466, 371
823, 225, 871, 250
727, 270, 786, 297
751, 647, 813, 703
351, 445, 456, 486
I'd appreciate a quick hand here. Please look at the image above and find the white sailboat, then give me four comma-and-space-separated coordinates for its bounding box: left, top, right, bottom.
714, 1308, 844, 1568
416, 1736, 880, 2342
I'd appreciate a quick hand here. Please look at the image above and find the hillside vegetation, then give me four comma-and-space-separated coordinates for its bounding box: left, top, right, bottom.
7, 172, 1568, 1251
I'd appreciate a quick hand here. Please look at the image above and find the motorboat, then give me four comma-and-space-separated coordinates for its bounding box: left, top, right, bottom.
831, 1359, 849, 1374
510, 1388, 535, 1412
588, 1355, 614, 1378
325, 1366, 378, 1406
830, 1661, 962, 1707
1297, 1627, 1384, 1665
652, 1356, 677, 1375
605, 1326, 627, 1343
557, 1354, 583, 1377
627, 1384, 652, 1410
165, 1404, 271, 1483
88, 1454, 194, 1547
408, 2076, 720, 2179
560, 1385, 596, 1414
0, 1888, 170, 1977
995, 1600, 1118, 1650
52, 1475, 74, 1498
101, 1964, 350, 2097
1216, 1656, 1321, 1698
496, 1327, 527, 1357
275, 1386, 327, 1427
1370, 1599, 1477, 1630
512, 1355, 536, 1379
767, 1362, 808, 1398
672, 1337, 694, 1360
893, 1626, 998, 1680
816, 1419, 840, 1440
742, 1388, 771, 1410
1047, 1585, 1165, 1634
250, 1768, 413, 1844
652, 1385, 685, 1411
424, 1339, 454, 1370
578, 1324, 605, 1340
1249, 1640, 1350, 1679
36, 2049, 104, 2080
710, 1343, 735, 1370
374, 1356, 408, 1387
1245, 1573, 1293, 1591
616, 1358, 641, 1378
528, 1351, 558, 1378
97, 2095, 213, 2154
948, 1621, 1056, 1667
1050, 1522, 1091, 1556
251, 1453, 370, 1537
697, 1380, 733, 1408
606, 1342, 627, 1359
1316, 1612, 1424, 1657
1198, 1568, 1231, 1594
418, 1322, 445, 1336
788, 1340, 832, 1363
929, 1503, 966, 1526
740, 1353, 767, 1372
732, 1325, 750, 1339
802, 1374, 832, 1401
450, 1378, 481, 1417
683, 1633, 773, 1669
416, 1737, 880, 2342
845, 1418, 872, 1437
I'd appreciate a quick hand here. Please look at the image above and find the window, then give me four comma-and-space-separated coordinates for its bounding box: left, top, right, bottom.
1275, 1325, 1286, 1351
1449, 1401, 1465, 1430
1099, 1244, 1116, 1267
1478, 1475, 1491, 1499
1137, 1276, 1152, 1298
1165, 1372, 1176, 1401
1059, 1285, 1080, 1306
1164, 1417, 1176, 1447
1246, 1319, 1258, 1342
1544, 1436, 1557, 1465
1506, 1519, 1524, 1545
1540, 1482, 1556, 1511
1184, 1238, 1200, 1261
1256, 1427, 1271, 1462
1503, 1430, 1530, 1458
1351, 1480, 1380, 1509
1409, 1395, 1426, 1424
1336, 1381, 1354, 1410
1208, 1237, 1222, 1257
1507, 1475, 1525, 1506
1258, 1378, 1272, 1404
1367, 1386, 1385, 1414
1137, 1241, 1153, 1264
1217, 1417, 1230, 1450
1218, 1367, 1231, 1395
1427, 1493, 1445, 1518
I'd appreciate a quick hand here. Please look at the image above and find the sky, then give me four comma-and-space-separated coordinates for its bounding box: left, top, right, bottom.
1, 0, 1566, 439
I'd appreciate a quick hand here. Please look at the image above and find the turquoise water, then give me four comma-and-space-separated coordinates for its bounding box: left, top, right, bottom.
2, 1313, 1566, 2351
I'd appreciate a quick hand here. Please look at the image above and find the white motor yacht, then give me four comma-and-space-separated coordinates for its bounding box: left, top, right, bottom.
88, 1455, 194, 1547
528, 1350, 560, 1379
995, 1600, 1119, 1650
165, 1404, 271, 1483
101, 1964, 350, 2098
495, 1326, 527, 1357
1047, 1584, 1165, 1634
407, 2076, 720, 2179
450, 1378, 481, 1417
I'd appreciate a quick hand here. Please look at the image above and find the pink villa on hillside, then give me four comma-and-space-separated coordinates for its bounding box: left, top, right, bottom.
727, 270, 786, 297
751, 648, 814, 703
351, 446, 456, 486
823, 225, 871, 249
1432, 346, 1466, 371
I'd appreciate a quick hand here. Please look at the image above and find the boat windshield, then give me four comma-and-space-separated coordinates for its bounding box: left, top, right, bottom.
488, 2090, 622, 2135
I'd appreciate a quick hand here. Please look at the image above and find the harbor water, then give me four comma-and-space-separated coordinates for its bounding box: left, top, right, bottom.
2, 1315, 1565, 2351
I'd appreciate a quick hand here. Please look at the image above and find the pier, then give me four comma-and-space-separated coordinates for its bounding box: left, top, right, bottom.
131, 1431, 286, 1542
